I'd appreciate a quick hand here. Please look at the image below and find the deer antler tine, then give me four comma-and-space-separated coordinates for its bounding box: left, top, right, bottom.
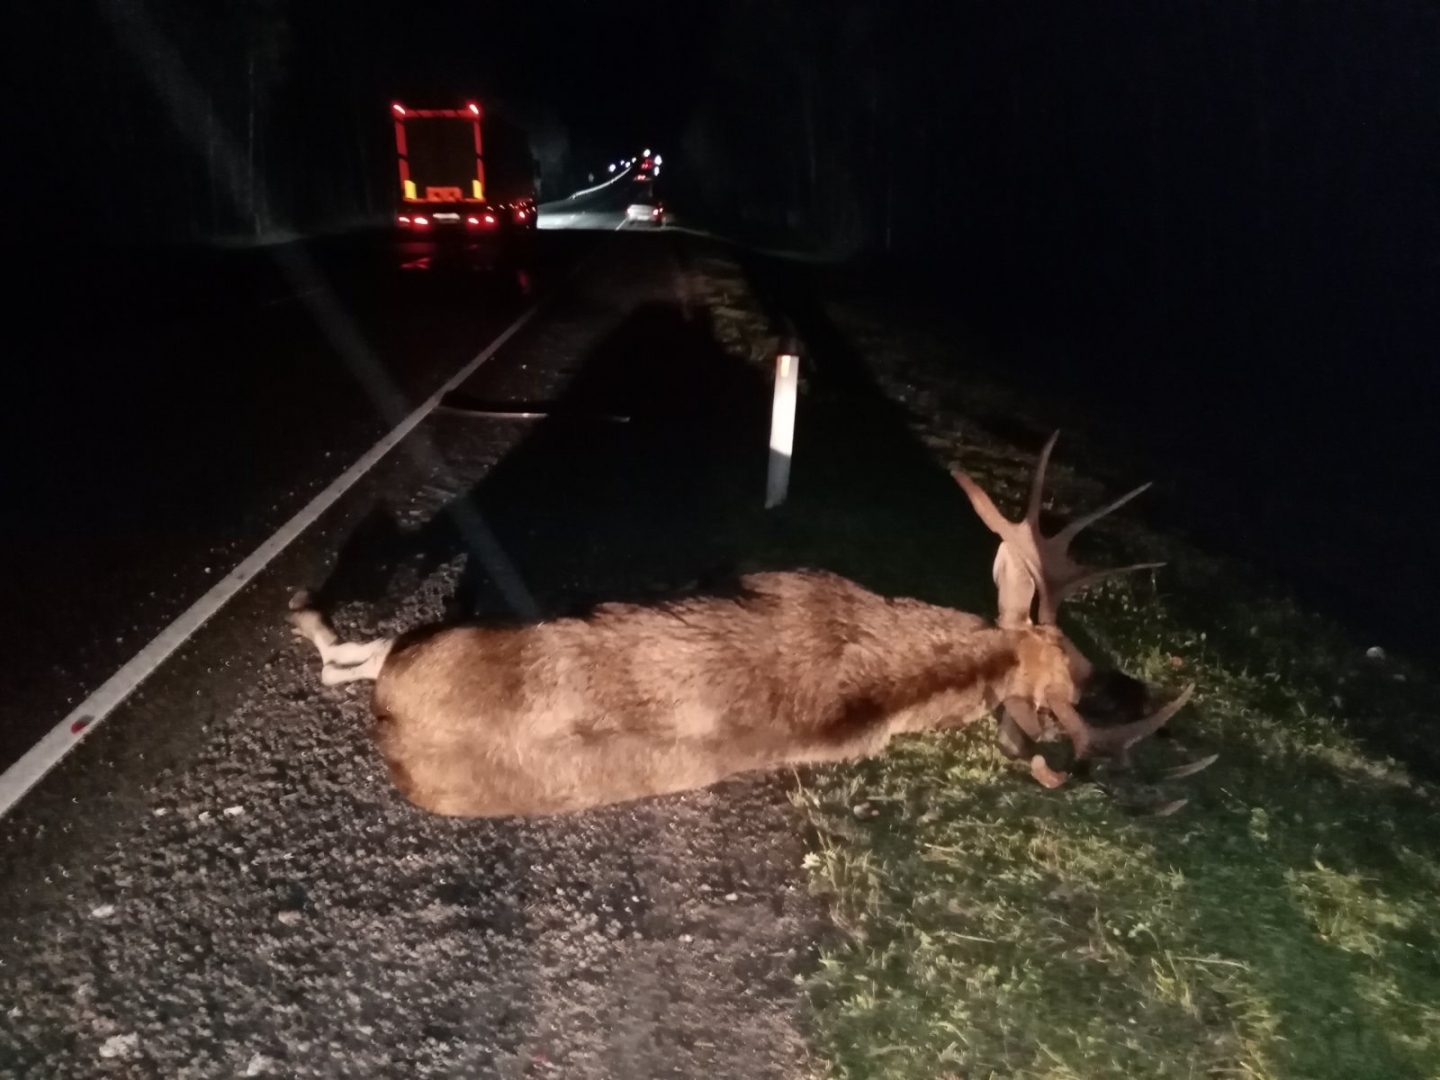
956, 442, 1160, 628
1096, 683, 1195, 754
1131, 796, 1190, 817
1053, 481, 1154, 546
952, 469, 1016, 537
1026, 431, 1061, 523
1154, 752, 1219, 781
1144, 680, 1196, 725
1048, 683, 1195, 761
1042, 561, 1167, 619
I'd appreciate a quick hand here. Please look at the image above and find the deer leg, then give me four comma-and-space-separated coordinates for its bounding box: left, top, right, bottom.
319, 643, 391, 685
288, 591, 393, 685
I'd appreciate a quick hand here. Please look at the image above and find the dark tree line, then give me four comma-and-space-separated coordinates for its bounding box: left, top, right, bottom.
682, 1, 1433, 358
677, 0, 1438, 470
5, 0, 1433, 403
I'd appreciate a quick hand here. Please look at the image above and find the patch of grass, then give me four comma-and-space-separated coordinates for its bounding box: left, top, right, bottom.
772, 298, 1440, 1079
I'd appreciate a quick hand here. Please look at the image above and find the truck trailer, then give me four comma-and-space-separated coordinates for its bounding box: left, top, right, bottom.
391, 100, 537, 262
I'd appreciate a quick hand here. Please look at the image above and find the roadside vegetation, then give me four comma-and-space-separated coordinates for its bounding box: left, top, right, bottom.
691, 248, 1440, 1080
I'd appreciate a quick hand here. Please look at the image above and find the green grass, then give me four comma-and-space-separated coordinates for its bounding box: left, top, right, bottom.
767, 300, 1440, 1080
790, 569, 1440, 1079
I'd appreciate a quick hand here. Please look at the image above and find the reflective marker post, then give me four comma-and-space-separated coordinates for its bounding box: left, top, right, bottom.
765, 352, 800, 509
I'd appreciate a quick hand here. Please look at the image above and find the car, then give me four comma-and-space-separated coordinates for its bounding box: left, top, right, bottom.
624, 199, 666, 227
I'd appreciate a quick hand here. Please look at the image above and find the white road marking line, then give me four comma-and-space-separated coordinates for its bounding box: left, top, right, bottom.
0, 289, 548, 823
560, 165, 634, 201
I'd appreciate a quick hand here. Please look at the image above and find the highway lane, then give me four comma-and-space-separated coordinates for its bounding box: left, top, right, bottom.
0, 231, 595, 775
539, 167, 667, 232
0, 233, 821, 1079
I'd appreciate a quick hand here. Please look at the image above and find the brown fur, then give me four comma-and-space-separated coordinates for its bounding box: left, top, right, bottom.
290, 434, 1196, 818
300, 570, 1076, 817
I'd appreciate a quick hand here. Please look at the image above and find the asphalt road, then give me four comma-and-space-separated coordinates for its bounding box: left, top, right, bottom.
0, 231, 827, 1078
539, 167, 667, 232
0, 229, 590, 774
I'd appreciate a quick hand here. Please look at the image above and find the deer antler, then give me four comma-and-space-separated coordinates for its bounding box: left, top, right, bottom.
955, 434, 1214, 809
952, 431, 1163, 625
1048, 682, 1196, 768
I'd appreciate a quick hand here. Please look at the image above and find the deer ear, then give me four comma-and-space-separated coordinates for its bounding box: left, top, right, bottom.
993, 543, 1036, 629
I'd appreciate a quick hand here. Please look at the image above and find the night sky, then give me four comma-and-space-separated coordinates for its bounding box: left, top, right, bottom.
371, 0, 724, 161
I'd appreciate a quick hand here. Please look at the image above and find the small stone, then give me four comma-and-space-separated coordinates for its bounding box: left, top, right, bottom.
151, 807, 169, 817
198, 811, 213, 823
1365, 646, 1386, 660
724, 892, 739, 903
90, 904, 116, 920
99, 1033, 139, 1060
223, 805, 245, 817
679, 934, 694, 944
245, 1053, 274, 1076
277, 910, 302, 926
852, 802, 872, 818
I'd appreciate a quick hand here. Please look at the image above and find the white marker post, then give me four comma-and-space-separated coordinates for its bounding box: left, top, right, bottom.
765, 352, 800, 508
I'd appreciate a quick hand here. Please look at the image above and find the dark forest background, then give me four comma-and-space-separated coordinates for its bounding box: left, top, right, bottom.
4, 0, 1436, 647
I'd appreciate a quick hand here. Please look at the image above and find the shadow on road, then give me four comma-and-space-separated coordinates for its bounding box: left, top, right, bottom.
309, 255, 1007, 639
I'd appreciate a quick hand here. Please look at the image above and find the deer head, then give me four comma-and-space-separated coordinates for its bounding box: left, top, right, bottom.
953, 433, 1202, 797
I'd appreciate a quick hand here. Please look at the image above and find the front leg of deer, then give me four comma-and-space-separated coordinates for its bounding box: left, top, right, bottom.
288, 590, 394, 686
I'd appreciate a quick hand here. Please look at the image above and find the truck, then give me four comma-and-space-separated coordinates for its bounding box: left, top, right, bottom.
390, 100, 538, 260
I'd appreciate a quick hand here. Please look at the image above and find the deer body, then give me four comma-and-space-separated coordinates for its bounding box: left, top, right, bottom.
290, 434, 1203, 818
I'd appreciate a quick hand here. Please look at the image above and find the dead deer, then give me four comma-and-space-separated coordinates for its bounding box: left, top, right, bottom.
289, 433, 1210, 818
